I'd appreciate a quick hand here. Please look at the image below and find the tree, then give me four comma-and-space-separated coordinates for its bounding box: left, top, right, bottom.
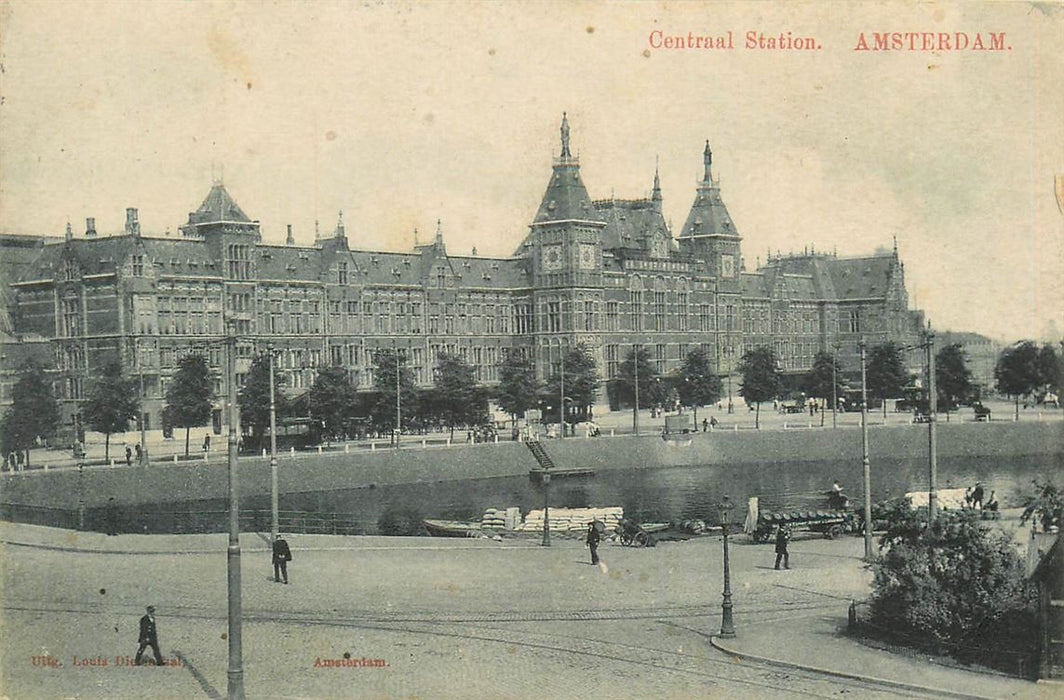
166, 353, 214, 457
371, 349, 419, 436
871, 510, 1037, 666
803, 351, 844, 426
995, 341, 1041, 420
738, 346, 781, 429
866, 342, 908, 417
432, 352, 486, 440
309, 365, 355, 440
544, 344, 600, 425
935, 344, 973, 419
0, 360, 60, 467
238, 353, 288, 452
495, 348, 539, 422
1035, 344, 1061, 397
675, 348, 723, 426
83, 361, 140, 462
1020, 479, 1063, 533
614, 347, 663, 410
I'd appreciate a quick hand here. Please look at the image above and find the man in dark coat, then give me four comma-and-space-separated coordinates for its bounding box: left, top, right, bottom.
774, 526, 790, 570
135, 605, 164, 666
586, 522, 601, 565
272, 534, 292, 583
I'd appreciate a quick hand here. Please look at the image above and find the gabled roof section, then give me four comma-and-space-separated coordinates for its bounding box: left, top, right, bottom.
594, 199, 669, 252
188, 183, 251, 224
678, 141, 739, 240
823, 254, 898, 301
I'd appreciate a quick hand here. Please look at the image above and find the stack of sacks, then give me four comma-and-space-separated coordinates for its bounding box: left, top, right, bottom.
519, 507, 624, 533
481, 508, 509, 530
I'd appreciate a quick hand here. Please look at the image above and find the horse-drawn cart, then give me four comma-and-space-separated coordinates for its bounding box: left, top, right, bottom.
745, 490, 858, 543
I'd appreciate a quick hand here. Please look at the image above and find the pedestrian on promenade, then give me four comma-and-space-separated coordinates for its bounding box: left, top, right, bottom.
272, 534, 292, 584
971, 482, 984, 509
774, 526, 790, 570
135, 605, 164, 666
202, 434, 210, 453
586, 521, 601, 565
105, 497, 119, 536
702, 418, 708, 432
134, 443, 143, 465
125, 445, 132, 466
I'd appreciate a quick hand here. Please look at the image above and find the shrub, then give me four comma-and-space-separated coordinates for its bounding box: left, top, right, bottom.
1020, 479, 1063, 533
377, 506, 425, 536
870, 510, 1037, 658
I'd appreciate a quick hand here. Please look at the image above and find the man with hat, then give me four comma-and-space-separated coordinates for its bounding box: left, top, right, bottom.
273, 534, 293, 584
135, 605, 164, 666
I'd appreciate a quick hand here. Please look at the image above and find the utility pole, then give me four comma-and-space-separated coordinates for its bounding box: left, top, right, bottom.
633, 345, 640, 435
859, 339, 873, 561
559, 343, 565, 439
138, 355, 149, 466
226, 323, 244, 700
831, 343, 839, 429
268, 346, 278, 541
926, 327, 938, 521
395, 344, 402, 449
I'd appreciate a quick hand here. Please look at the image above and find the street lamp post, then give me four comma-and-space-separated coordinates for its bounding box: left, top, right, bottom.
268, 346, 278, 541
225, 324, 244, 700
718, 495, 736, 638
727, 373, 734, 414
559, 343, 565, 439
633, 344, 640, 435
831, 343, 839, 430
394, 345, 402, 449
540, 468, 551, 547
925, 327, 939, 521
75, 441, 86, 530
859, 339, 873, 561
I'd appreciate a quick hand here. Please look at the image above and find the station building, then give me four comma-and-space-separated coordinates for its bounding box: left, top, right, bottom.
1, 116, 924, 438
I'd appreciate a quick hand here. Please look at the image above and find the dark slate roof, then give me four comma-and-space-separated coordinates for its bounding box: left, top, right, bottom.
188, 184, 251, 224
822, 254, 898, 300
254, 244, 323, 282
593, 199, 669, 252
532, 161, 605, 225
679, 180, 738, 239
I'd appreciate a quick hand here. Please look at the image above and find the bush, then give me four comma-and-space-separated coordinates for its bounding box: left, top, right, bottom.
377, 506, 425, 536
869, 510, 1037, 663
1021, 479, 1063, 533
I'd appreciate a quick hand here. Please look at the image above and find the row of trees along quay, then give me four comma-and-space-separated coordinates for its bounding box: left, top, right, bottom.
1, 339, 1062, 463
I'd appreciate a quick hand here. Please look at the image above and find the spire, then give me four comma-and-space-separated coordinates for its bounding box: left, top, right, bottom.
703, 140, 713, 182
314, 219, 321, 240
435, 218, 443, 246
560, 112, 571, 159
651, 157, 662, 212
335, 210, 345, 239
892, 235, 898, 258
413, 227, 419, 246
65, 221, 73, 241
285, 224, 294, 246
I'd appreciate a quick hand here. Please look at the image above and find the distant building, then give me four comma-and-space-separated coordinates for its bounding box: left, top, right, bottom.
2, 116, 924, 438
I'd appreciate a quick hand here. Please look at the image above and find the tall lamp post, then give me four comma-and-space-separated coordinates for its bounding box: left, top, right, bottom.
540, 467, 551, 547
137, 341, 149, 467
632, 344, 640, 435
394, 344, 402, 449
718, 495, 736, 638
858, 339, 873, 561
727, 373, 734, 414
831, 343, 840, 430
558, 342, 565, 439
267, 346, 278, 541
225, 323, 244, 700
925, 327, 939, 521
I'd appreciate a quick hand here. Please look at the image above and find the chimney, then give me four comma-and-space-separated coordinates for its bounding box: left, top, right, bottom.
285, 224, 295, 246
85, 217, 97, 238
125, 208, 140, 236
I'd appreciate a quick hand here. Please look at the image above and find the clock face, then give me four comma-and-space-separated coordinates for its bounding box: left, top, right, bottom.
579, 243, 595, 269
543, 244, 563, 271
721, 254, 735, 278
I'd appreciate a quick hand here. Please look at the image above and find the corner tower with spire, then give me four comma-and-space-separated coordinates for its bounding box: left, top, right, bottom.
677, 140, 743, 291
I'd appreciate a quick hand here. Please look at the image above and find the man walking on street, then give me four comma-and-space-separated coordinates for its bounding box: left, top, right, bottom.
135, 605, 164, 666
774, 526, 790, 570
586, 521, 601, 565
273, 534, 292, 583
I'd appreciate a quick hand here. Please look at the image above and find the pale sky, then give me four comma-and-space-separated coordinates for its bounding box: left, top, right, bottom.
1, 1, 1061, 342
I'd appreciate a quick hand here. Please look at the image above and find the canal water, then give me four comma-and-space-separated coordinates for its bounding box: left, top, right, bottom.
135, 450, 1059, 534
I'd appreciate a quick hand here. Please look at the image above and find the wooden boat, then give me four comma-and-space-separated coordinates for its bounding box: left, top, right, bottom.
422, 519, 484, 538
